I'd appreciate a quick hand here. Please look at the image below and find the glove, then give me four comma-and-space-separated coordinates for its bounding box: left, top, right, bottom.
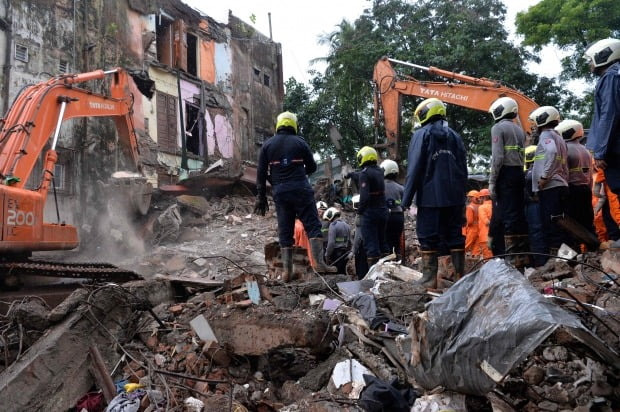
254, 196, 268, 216
347, 251, 354, 261
487, 236, 493, 249
488, 183, 496, 200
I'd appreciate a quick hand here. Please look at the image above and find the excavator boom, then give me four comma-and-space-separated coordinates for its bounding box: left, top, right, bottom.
373, 57, 539, 160
0, 68, 152, 253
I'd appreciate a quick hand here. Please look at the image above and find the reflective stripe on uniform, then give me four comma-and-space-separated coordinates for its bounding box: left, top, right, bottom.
504, 145, 523, 151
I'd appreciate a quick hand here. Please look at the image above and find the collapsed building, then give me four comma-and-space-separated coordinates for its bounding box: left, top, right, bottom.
0, 0, 283, 233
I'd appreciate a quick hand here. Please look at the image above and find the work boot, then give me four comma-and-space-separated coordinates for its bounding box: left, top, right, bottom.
450, 248, 465, 280
516, 235, 531, 268
419, 250, 438, 289
309, 238, 337, 273
504, 235, 519, 267
280, 247, 294, 282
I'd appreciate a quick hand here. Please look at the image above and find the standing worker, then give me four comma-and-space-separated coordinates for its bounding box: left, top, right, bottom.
380, 159, 405, 259
324, 207, 352, 274
488, 97, 528, 266
555, 119, 596, 249
477, 188, 494, 259
255, 111, 336, 280
529, 106, 569, 258
584, 38, 620, 193
356, 146, 389, 268
524, 145, 547, 266
402, 98, 468, 287
351, 194, 369, 279
463, 190, 481, 257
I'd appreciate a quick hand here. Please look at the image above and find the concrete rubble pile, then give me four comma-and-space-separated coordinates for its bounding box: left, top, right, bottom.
1, 192, 620, 411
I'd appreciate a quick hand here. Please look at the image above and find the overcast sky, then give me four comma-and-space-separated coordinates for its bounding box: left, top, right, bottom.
184, 0, 563, 84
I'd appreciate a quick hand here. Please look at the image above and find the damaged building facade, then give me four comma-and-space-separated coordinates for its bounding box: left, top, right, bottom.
0, 0, 283, 227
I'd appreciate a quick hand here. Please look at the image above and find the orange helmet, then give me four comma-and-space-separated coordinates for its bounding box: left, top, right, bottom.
467, 190, 479, 198
479, 188, 490, 197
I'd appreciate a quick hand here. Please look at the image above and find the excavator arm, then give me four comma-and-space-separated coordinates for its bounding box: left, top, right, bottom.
0, 68, 152, 253
373, 57, 539, 160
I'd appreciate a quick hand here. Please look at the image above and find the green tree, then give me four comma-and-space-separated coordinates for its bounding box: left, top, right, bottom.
286, 0, 570, 166
516, 0, 620, 80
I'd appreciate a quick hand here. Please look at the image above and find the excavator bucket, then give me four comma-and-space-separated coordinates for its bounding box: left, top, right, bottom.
101, 172, 153, 216
552, 214, 600, 251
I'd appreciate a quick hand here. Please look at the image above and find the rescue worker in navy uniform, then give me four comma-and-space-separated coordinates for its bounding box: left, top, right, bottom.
584, 39, 620, 194
556, 119, 596, 249
254, 111, 336, 279
380, 159, 405, 259
350, 194, 368, 279
402, 98, 468, 287
523, 145, 547, 267
529, 106, 569, 259
488, 97, 528, 266
356, 146, 389, 268
324, 207, 352, 274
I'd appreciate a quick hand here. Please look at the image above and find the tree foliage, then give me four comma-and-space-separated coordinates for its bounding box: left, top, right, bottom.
516, 0, 620, 80
284, 0, 573, 166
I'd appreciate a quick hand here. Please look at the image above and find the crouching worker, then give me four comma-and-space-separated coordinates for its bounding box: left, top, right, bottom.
324, 207, 352, 274
255, 111, 336, 281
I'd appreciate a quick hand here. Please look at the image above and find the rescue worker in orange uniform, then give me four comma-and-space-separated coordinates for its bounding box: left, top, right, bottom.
463, 190, 481, 257
477, 188, 493, 258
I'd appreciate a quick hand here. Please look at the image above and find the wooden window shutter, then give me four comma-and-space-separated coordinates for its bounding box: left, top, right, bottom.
173, 19, 187, 72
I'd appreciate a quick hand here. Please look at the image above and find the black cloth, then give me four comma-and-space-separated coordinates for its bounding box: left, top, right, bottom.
359, 375, 418, 412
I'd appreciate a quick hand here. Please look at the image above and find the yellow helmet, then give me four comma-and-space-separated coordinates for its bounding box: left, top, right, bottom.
414, 98, 446, 126
275, 111, 298, 133
356, 146, 378, 167
524, 145, 537, 170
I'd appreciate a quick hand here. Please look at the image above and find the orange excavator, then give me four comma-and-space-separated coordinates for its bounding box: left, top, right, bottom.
0, 68, 153, 258
372, 57, 539, 160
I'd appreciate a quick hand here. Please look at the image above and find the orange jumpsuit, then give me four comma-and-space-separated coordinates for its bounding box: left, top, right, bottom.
463, 202, 480, 256
294, 219, 315, 267
477, 200, 493, 258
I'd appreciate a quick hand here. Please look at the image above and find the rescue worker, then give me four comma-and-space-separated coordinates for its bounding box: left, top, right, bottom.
351, 194, 369, 279
324, 207, 352, 274
356, 146, 389, 268
402, 98, 468, 287
255, 111, 335, 280
524, 145, 547, 267
529, 106, 569, 258
316, 201, 330, 251
488, 97, 528, 266
477, 188, 494, 259
463, 190, 480, 257
294, 201, 328, 268
584, 39, 620, 194
555, 119, 596, 249
380, 159, 405, 258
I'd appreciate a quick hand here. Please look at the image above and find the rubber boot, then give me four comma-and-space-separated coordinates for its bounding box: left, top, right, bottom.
419, 250, 438, 289
309, 238, 337, 273
450, 248, 465, 281
281, 247, 294, 282
504, 235, 518, 267
517, 234, 531, 268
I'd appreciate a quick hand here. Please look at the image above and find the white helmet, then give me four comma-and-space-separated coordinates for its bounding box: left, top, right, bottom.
323, 207, 340, 222
316, 201, 328, 211
380, 159, 399, 177
585, 38, 620, 68
489, 97, 518, 121
529, 106, 560, 128
555, 119, 584, 141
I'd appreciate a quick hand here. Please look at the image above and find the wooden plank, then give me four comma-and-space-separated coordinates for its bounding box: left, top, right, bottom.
156, 274, 224, 288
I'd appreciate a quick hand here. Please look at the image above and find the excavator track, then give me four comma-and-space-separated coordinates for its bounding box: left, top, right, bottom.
0, 260, 141, 282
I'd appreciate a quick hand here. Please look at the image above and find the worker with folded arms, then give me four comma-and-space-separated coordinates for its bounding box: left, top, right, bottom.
529, 106, 569, 260
555, 119, 596, 250
488, 97, 529, 267
255, 111, 336, 281
355, 146, 389, 269
380, 159, 405, 259
402, 98, 468, 287
324, 207, 352, 274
